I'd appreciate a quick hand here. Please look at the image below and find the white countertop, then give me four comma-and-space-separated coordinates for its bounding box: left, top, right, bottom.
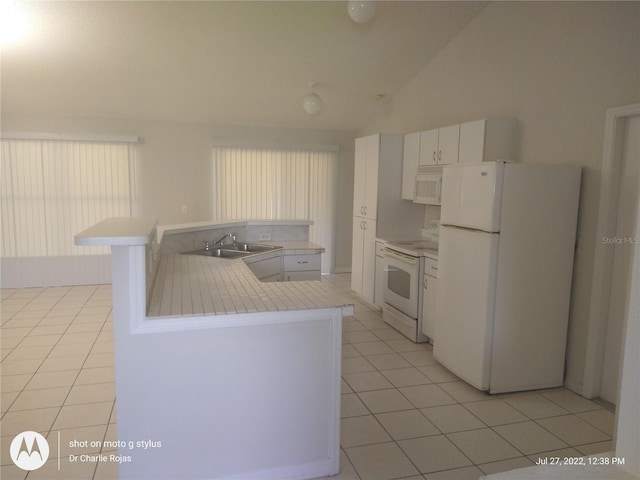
74, 217, 351, 319
74, 217, 158, 246
147, 250, 351, 318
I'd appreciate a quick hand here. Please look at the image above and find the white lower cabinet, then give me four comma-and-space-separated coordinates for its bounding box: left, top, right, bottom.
421, 258, 438, 340
285, 271, 320, 281
283, 253, 321, 281
351, 217, 377, 303
246, 252, 322, 282
245, 255, 283, 282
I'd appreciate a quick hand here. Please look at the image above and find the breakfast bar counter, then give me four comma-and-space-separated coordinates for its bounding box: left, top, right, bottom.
147, 252, 351, 317
75, 217, 350, 480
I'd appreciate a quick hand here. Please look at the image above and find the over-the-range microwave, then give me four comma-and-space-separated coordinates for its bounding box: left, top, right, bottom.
414, 169, 442, 205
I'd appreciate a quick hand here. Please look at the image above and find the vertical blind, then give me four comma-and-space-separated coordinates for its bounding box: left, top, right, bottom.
1, 139, 135, 257
212, 146, 337, 273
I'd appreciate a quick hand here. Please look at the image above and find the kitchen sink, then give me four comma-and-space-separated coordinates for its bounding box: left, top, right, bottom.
183, 248, 251, 259
226, 243, 281, 253
183, 243, 281, 259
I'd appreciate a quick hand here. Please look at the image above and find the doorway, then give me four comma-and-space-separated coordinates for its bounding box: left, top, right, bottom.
600, 114, 640, 403
584, 104, 640, 405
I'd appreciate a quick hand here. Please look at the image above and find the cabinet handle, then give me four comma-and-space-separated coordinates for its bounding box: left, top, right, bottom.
424, 276, 428, 289
360, 206, 364, 214
431, 266, 438, 271
297, 260, 309, 264
438, 150, 442, 162
432, 151, 436, 162
364, 206, 367, 216
363, 221, 367, 230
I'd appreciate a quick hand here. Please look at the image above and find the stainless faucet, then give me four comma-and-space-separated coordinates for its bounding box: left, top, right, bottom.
214, 232, 237, 246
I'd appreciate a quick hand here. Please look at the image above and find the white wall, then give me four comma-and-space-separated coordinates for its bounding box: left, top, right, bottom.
1, 115, 357, 272
360, 2, 640, 393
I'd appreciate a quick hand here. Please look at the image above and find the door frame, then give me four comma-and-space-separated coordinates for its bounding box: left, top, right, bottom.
582, 103, 640, 399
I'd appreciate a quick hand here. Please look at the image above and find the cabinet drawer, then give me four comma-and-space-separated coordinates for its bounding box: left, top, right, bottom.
283, 254, 321, 272
424, 258, 438, 277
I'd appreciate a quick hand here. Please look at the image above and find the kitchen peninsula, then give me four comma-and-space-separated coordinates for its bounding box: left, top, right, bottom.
75, 217, 353, 480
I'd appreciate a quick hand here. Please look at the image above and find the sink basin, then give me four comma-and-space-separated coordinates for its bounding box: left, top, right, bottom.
183, 248, 250, 259
227, 243, 281, 253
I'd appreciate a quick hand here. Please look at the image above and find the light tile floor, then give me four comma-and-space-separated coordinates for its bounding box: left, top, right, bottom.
1, 275, 615, 480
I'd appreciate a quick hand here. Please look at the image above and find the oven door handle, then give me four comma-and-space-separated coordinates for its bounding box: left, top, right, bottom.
383, 248, 418, 265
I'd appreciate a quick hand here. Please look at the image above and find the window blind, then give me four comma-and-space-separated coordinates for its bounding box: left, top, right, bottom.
212, 146, 336, 273
1, 139, 135, 258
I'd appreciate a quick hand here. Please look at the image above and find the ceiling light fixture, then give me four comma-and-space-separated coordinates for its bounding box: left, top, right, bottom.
347, 1, 377, 24
0, 0, 31, 46
303, 82, 323, 115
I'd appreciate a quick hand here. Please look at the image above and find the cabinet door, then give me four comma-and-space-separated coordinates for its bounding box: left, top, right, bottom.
458, 119, 486, 164
402, 132, 421, 200
353, 137, 368, 217
285, 271, 320, 281
350, 218, 365, 294
363, 135, 380, 219
421, 274, 438, 339
283, 254, 321, 272
361, 219, 377, 303
246, 256, 283, 280
437, 124, 460, 165
419, 129, 438, 166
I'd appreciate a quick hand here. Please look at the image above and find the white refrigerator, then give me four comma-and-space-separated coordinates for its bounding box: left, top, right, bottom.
433, 161, 581, 393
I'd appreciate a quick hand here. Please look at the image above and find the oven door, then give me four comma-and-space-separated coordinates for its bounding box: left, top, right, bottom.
383, 248, 419, 319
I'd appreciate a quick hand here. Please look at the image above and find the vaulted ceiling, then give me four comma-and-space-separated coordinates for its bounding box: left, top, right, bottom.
1, 1, 488, 131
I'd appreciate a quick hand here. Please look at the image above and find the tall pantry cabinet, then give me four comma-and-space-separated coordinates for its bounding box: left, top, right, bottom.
351, 134, 424, 303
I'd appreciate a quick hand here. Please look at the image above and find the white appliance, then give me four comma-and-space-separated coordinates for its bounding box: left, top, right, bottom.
382, 240, 438, 343
434, 161, 581, 394
414, 170, 442, 205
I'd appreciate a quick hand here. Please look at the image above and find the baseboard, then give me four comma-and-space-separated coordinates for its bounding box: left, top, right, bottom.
1, 255, 111, 288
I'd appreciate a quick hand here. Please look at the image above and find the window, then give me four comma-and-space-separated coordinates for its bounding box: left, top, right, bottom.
1, 138, 136, 258
212, 146, 336, 273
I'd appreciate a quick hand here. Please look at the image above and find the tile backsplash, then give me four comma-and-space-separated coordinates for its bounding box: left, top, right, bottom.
159, 224, 310, 254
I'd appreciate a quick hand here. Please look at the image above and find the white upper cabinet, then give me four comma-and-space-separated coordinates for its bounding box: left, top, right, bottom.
418, 129, 439, 166
458, 119, 518, 164
418, 125, 460, 166
401, 132, 421, 200
436, 124, 460, 165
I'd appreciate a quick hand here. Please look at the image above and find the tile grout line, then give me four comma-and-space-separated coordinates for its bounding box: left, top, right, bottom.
1, 286, 80, 420
339, 292, 614, 478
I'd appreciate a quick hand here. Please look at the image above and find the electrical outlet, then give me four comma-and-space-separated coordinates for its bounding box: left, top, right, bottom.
260, 233, 271, 241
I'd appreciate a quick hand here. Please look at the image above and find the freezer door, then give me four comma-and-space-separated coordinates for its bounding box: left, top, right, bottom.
441, 162, 504, 232
433, 225, 499, 391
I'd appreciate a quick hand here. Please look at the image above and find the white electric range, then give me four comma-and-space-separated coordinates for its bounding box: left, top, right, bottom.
382, 239, 439, 343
